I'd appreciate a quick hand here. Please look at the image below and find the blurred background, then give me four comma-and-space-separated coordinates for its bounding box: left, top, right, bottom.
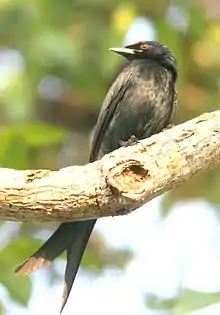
0, 0, 220, 314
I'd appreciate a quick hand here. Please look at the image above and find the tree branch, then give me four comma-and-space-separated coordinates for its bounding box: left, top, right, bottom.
1, 111, 220, 222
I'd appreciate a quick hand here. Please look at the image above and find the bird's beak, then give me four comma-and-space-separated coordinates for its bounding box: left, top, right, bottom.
109, 47, 135, 56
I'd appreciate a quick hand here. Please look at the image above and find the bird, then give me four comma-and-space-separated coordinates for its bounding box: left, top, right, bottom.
15, 41, 178, 313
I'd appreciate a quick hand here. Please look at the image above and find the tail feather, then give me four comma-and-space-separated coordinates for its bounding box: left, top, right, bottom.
15, 220, 96, 313
15, 256, 49, 275
60, 220, 96, 313
15, 222, 83, 275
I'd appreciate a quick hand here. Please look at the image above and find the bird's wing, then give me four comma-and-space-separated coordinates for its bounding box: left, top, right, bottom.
89, 66, 133, 162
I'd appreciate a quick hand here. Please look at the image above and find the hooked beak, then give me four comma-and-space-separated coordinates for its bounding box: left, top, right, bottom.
109, 47, 135, 56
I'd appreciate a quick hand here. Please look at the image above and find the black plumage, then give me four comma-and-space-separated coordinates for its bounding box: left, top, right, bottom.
15, 41, 178, 313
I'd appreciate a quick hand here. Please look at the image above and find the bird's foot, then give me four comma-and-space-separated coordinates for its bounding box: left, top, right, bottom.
162, 124, 173, 131
120, 135, 139, 147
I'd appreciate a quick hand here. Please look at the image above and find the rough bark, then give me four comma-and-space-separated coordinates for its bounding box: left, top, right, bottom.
0, 111, 220, 222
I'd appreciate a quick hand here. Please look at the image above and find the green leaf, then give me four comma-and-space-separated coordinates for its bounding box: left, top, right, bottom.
0, 301, 3, 315
146, 294, 177, 310
0, 134, 29, 169
146, 290, 220, 313
0, 238, 39, 305
4, 123, 66, 147
174, 289, 220, 314
0, 236, 44, 268
1, 272, 31, 306
20, 123, 66, 146
0, 123, 65, 169
0, 237, 43, 305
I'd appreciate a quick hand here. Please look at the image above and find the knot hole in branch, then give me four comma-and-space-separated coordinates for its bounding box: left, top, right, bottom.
107, 160, 150, 196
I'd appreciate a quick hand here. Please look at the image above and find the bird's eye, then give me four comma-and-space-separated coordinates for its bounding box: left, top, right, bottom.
140, 43, 151, 50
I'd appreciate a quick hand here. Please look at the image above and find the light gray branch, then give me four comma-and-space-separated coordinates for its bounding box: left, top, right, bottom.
0, 110, 220, 222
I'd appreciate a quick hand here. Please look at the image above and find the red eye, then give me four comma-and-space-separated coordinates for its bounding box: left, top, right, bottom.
140, 43, 150, 50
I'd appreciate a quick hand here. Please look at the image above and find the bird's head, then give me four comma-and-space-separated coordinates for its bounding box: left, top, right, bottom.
110, 41, 177, 80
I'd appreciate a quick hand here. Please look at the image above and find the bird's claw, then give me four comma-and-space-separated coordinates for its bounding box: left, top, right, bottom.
162, 124, 173, 131
120, 135, 139, 147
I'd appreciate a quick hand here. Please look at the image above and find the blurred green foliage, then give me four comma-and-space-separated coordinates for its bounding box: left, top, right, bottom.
0, 237, 34, 305
146, 289, 220, 314
0, 0, 220, 313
